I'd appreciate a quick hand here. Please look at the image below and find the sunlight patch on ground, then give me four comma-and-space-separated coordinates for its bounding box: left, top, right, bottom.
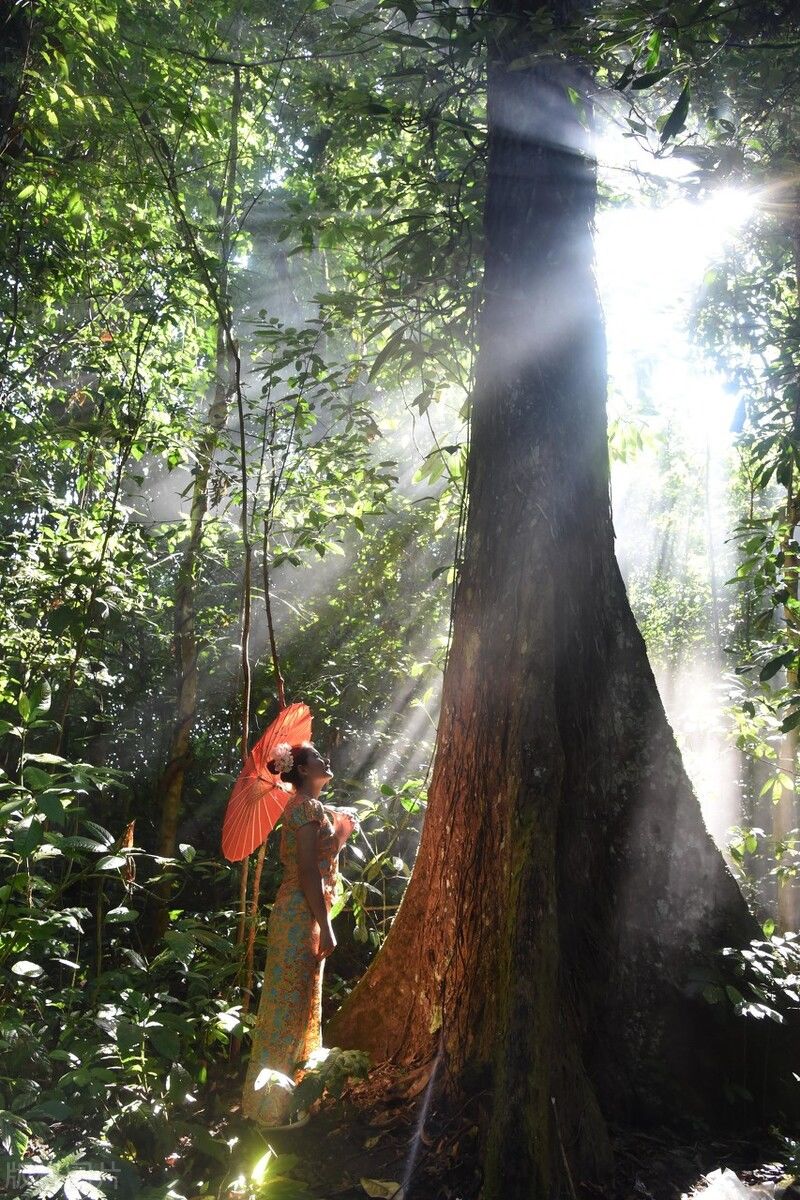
681, 1165, 785, 1199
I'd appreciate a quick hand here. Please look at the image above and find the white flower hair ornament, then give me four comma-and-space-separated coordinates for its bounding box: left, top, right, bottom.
270, 742, 294, 775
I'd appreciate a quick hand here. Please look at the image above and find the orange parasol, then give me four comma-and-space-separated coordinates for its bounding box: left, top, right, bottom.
221, 701, 313, 862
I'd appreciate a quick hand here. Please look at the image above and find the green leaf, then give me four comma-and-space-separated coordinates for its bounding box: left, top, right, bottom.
660, 83, 691, 143
83, 820, 114, 847
368, 329, 410, 381
105, 905, 138, 923
28, 680, 51, 717
66, 190, 85, 216
760, 650, 795, 681
96, 854, 127, 870
36, 790, 66, 824
148, 1022, 181, 1059
780, 708, 800, 733
13, 817, 43, 857
393, 0, 418, 21
630, 68, 671, 90
644, 29, 661, 72
22, 765, 53, 792
61, 835, 111, 855
163, 929, 197, 965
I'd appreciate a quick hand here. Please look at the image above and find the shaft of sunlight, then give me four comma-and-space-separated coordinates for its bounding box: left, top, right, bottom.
597, 183, 757, 853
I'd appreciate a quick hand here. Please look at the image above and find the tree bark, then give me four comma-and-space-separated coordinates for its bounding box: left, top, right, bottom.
0, 0, 32, 190
325, 40, 800, 1200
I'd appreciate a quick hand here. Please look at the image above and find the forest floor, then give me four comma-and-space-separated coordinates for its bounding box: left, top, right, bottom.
214, 1060, 798, 1200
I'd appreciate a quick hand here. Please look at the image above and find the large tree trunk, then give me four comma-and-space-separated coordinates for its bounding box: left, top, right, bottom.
326, 37, 800, 1200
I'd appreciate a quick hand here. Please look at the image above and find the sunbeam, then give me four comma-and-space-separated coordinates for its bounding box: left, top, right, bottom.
598, 185, 756, 852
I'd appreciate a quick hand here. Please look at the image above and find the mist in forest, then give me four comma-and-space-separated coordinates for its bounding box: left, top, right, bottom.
118, 153, 751, 855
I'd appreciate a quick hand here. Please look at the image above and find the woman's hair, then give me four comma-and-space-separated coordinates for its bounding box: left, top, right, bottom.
266, 740, 317, 787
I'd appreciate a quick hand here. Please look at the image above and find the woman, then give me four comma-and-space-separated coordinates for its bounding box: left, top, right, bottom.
241, 740, 359, 1129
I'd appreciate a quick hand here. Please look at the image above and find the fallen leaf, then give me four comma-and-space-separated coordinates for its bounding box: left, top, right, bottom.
404, 1063, 434, 1100
368, 1110, 404, 1128
360, 1178, 404, 1199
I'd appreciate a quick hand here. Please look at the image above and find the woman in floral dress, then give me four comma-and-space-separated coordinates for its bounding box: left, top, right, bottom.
242, 741, 359, 1129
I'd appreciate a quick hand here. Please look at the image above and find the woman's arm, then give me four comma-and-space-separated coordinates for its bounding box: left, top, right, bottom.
296, 823, 330, 930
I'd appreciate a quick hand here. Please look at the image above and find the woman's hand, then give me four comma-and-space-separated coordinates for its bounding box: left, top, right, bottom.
320, 807, 359, 853
317, 920, 337, 960
334, 806, 360, 839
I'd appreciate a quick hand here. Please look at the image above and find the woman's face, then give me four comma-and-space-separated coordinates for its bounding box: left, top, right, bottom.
299, 746, 333, 787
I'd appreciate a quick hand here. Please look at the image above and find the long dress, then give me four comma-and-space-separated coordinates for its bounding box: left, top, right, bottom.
242, 793, 342, 1126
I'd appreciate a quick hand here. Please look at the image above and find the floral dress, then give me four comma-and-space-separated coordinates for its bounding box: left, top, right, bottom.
242, 794, 350, 1126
